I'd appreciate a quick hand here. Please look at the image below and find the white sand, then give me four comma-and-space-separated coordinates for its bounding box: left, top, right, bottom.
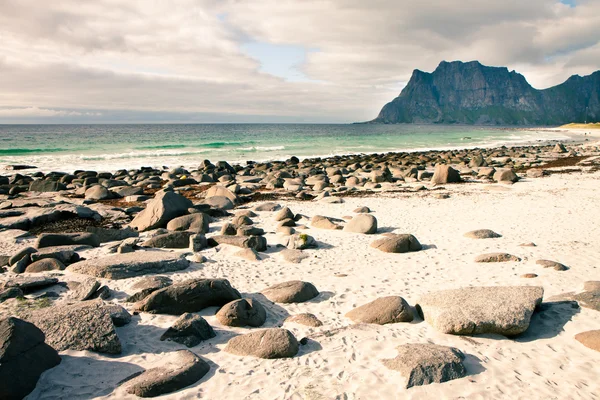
3, 167, 598, 399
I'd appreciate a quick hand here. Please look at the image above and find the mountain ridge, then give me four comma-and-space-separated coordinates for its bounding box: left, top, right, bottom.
368, 60, 600, 125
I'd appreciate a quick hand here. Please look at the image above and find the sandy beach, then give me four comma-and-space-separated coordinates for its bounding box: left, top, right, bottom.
1, 140, 600, 400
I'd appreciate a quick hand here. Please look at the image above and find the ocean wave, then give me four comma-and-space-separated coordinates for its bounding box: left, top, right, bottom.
200, 141, 255, 148
0, 147, 69, 155
136, 144, 187, 150
237, 146, 285, 152
81, 149, 212, 160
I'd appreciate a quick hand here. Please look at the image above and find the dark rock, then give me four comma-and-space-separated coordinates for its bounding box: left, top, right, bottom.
29, 180, 66, 192
160, 313, 216, 347
209, 235, 267, 252
35, 232, 101, 248
0, 317, 61, 400
126, 276, 173, 303
224, 328, 299, 359
123, 350, 210, 397
262, 280, 319, 304
166, 213, 210, 234
135, 278, 241, 315
2, 276, 59, 293
67, 252, 190, 279
85, 226, 138, 243
142, 231, 194, 249
216, 299, 267, 327
25, 258, 65, 273
382, 343, 467, 388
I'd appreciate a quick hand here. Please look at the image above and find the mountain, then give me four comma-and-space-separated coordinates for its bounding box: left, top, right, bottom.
369, 60, 600, 125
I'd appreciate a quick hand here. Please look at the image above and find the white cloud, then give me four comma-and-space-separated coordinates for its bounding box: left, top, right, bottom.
0, 0, 598, 122
0, 106, 102, 117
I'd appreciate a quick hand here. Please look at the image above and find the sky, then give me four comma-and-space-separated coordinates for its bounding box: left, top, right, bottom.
0, 0, 599, 124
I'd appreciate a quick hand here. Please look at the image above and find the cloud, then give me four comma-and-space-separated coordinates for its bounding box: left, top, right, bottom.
0, 106, 102, 117
0, 0, 599, 122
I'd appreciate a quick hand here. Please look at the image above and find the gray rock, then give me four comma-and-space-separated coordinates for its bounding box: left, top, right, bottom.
204, 196, 234, 210
311, 215, 341, 230
431, 165, 462, 185
254, 202, 281, 212
130, 191, 193, 232
123, 349, 210, 398
536, 259, 568, 271
85, 185, 114, 200
209, 235, 267, 252
135, 278, 241, 315
474, 253, 521, 262
224, 328, 299, 359
463, 229, 501, 239
35, 232, 100, 248
11, 256, 29, 273
30, 247, 79, 265
160, 313, 216, 347
346, 296, 413, 325
343, 214, 377, 234
126, 276, 173, 302
280, 249, 310, 263
86, 226, 138, 243
0, 287, 23, 303
262, 280, 319, 303
103, 303, 132, 327
216, 299, 267, 327
0, 317, 61, 400
382, 343, 467, 388
274, 207, 294, 221
370, 234, 422, 253
67, 252, 190, 279
285, 313, 323, 327
29, 180, 66, 192
166, 213, 210, 234
205, 185, 238, 203
69, 278, 101, 301
281, 233, 317, 250
23, 300, 122, 354
189, 234, 207, 252
2, 276, 59, 293
416, 286, 544, 336
9, 247, 37, 266
493, 168, 519, 183
25, 258, 65, 273
234, 248, 261, 262
142, 231, 194, 249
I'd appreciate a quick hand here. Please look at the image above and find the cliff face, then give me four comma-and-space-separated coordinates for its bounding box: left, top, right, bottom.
371, 61, 600, 125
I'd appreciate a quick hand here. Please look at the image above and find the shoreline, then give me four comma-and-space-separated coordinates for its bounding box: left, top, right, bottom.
2, 127, 596, 175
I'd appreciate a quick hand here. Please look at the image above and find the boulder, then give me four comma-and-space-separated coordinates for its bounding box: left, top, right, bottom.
68, 278, 101, 301
166, 213, 210, 234
343, 214, 377, 234
142, 231, 194, 249
189, 233, 208, 252
416, 286, 543, 336
382, 343, 467, 388
234, 248, 261, 262
209, 235, 267, 252
204, 196, 234, 210
29, 180, 66, 192
463, 229, 501, 239
160, 313, 216, 347
431, 165, 462, 185
205, 185, 238, 203
254, 202, 281, 212
370, 234, 422, 253
474, 253, 521, 262
25, 258, 65, 273
130, 191, 193, 232
311, 215, 340, 230
85, 226, 138, 243
126, 276, 173, 303
35, 232, 100, 248
575, 330, 600, 352
67, 252, 190, 279
9, 247, 37, 266
274, 207, 294, 221
224, 328, 299, 359
285, 313, 323, 327
216, 299, 267, 327
0, 317, 61, 400
23, 300, 122, 354
346, 296, 413, 325
85, 185, 114, 200
280, 249, 310, 263
553, 143, 567, 153
493, 168, 519, 183
135, 278, 241, 315
123, 350, 210, 397
104, 303, 132, 327
536, 259, 568, 271
280, 233, 317, 250
262, 280, 319, 303
30, 247, 80, 265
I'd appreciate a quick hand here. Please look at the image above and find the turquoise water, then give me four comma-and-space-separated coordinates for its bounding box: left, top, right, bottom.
0, 124, 570, 172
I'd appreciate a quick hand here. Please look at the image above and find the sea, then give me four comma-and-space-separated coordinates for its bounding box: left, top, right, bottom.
0, 124, 572, 173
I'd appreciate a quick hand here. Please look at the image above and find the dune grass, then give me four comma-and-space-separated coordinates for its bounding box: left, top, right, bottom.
560, 122, 600, 129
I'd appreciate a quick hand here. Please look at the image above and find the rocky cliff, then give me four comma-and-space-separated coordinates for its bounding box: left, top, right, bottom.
370, 61, 600, 125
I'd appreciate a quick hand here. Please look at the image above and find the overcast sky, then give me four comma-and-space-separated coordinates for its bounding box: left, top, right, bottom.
0, 0, 599, 123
